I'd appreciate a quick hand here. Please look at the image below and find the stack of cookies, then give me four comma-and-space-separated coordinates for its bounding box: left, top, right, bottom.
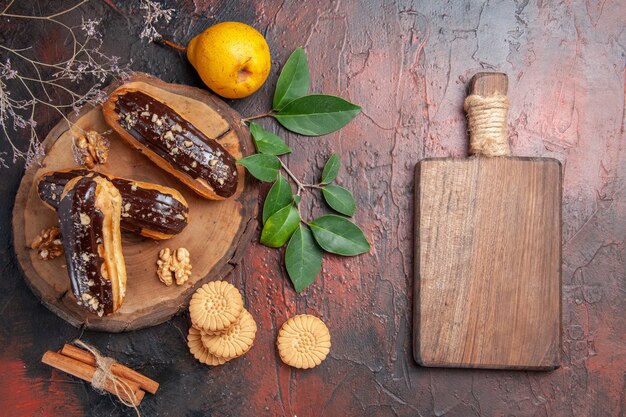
187, 281, 257, 366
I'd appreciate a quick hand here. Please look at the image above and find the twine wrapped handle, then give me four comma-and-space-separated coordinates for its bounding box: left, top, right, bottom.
464, 72, 511, 157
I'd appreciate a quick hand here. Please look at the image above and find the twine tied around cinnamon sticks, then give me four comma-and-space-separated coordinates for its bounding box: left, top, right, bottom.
464, 93, 511, 157
73, 340, 142, 416
42, 341, 159, 416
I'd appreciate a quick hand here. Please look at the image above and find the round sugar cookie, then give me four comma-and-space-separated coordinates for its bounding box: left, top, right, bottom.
187, 326, 228, 366
189, 281, 243, 332
201, 309, 257, 359
277, 314, 331, 369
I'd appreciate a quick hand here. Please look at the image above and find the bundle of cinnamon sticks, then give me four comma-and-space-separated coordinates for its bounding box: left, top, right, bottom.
42, 344, 159, 406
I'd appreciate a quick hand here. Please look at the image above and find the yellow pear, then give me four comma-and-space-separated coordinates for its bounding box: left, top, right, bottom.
177, 22, 271, 99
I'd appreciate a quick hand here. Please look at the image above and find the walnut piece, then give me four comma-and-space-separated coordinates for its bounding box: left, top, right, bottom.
73, 131, 109, 168
156, 248, 174, 286
171, 248, 192, 285
31, 226, 63, 260
156, 247, 192, 286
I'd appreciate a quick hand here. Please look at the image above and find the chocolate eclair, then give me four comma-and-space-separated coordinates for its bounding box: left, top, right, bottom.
102, 87, 238, 200
38, 168, 190, 240
58, 175, 126, 315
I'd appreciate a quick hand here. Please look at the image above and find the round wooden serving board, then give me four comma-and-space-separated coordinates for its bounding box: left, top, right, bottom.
12, 73, 257, 332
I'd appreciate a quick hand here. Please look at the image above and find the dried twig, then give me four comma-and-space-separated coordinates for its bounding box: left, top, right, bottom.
139, 0, 174, 43
0, 1, 130, 167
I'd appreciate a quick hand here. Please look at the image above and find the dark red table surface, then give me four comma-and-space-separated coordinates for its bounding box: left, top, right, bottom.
0, 1, 624, 416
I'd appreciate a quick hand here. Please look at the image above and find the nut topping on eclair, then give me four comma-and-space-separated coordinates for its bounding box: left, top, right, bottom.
104, 89, 238, 199
37, 169, 190, 240
58, 175, 127, 316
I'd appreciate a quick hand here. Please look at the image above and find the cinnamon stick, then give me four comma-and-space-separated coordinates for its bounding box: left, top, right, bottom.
42, 351, 144, 406
60, 344, 159, 394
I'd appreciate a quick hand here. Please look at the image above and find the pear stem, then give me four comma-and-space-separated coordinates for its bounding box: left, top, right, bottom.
156, 37, 187, 52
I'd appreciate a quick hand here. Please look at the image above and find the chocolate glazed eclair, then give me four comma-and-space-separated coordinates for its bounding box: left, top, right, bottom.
38, 168, 190, 240
58, 175, 126, 315
102, 88, 238, 200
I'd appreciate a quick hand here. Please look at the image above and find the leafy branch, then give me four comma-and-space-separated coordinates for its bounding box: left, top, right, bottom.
240, 48, 361, 136
238, 48, 370, 293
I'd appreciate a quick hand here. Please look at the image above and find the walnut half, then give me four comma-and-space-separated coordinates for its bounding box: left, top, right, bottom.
157, 248, 174, 286
157, 247, 192, 286
171, 248, 192, 285
31, 226, 63, 260
73, 131, 109, 168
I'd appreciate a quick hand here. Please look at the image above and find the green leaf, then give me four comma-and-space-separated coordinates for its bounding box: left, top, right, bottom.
260, 205, 300, 248
309, 215, 370, 256
293, 195, 301, 205
263, 175, 293, 223
321, 153, 340, 184
322, 185, 356, 216
237, 154, 281, 182
285, 225, 323, 293
273, 48, 310, 111
249, 122, 292, 156
275, 94, 361, 136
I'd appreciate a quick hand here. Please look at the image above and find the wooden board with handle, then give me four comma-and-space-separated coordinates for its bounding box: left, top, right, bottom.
414, 73, 562, 370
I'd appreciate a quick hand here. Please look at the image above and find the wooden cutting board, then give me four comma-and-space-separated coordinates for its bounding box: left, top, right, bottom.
12, 73, 257, 332
413, 73, 562, 370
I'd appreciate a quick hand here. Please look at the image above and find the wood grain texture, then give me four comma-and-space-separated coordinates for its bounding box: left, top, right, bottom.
0, 1, 624, 416
12, 73, 258, 332
415, 156, 562, 369
469, 72, 508, 96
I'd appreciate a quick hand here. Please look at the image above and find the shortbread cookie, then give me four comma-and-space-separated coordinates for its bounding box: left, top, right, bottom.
189, 281, 243, 332
201, 309, 257, 359
187, 326, 228, 366
277, 314, 331, 369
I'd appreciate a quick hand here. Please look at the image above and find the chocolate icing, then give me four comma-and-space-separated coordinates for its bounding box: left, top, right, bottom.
38, 168, 91, 209
38, 169, 189, 236
113, 90, 238, 198
58, 176, 112, 315
111, 178, 188, 235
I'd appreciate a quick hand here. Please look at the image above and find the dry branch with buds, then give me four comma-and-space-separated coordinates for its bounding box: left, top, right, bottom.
139, 0, 175, 43
0, 0, 179, 168
0, 0, 130, 167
